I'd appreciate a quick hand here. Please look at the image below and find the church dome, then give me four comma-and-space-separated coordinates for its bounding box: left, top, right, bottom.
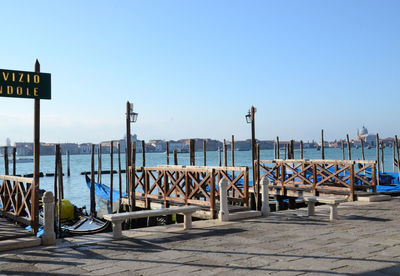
358, 126, 368, 137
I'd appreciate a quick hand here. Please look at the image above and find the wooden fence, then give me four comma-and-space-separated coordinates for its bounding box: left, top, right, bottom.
0, 175, 37, 227
256, 159, 377, 200
128, 165, 249, 218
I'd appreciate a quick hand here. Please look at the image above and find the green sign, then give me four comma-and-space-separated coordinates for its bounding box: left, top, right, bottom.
0, 69, 51, 100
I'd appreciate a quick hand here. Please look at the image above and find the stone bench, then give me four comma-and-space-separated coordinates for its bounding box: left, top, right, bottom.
303, 196, 346, 221
103, 206, 201, 239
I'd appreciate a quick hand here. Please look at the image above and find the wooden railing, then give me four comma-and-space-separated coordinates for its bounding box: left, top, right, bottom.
128, 165, 249, 218
256, 160, 377, 200
0, 175, 37, 227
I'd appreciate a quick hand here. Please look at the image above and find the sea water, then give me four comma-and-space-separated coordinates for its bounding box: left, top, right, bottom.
0, 147, 396, 208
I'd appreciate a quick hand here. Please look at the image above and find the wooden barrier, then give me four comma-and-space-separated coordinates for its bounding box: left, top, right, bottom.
128, 165, 249, 218
257, 159, 377, 200
0, 175, 36, 226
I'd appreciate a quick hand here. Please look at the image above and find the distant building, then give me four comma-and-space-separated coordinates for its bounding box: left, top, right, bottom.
356, 126, 376, 146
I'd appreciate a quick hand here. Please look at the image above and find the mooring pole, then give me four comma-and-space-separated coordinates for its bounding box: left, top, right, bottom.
166, 141, 170, 165
346, 134, 351, 160
67, 150, 70, 176
118, 143, 122, 203
321, 129, 325, 160
110, 141, 114, 212
276, 136, 280, 159
395, 135, 400, 183
203, 140, 207, 166
90, 144, 96, 216
376, 134, 380, 185
32, 59, 40, 234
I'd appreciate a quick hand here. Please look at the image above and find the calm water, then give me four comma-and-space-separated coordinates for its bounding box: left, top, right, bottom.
0, 147, 396, 209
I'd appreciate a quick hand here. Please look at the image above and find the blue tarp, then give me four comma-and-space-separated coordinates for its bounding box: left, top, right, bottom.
85, 176, 127, 202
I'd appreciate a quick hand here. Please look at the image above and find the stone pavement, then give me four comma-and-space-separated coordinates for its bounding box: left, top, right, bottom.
1, 198, 400, 275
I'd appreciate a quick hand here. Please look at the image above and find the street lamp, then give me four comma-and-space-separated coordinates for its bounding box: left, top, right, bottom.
245, 106, 257, 209
129, 103, 139, 123
126, 101, 138, 200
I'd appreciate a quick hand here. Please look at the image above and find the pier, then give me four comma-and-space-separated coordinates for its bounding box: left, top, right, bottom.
1, 197, 400, 274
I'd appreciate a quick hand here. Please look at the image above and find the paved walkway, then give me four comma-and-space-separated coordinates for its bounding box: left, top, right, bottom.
1, 198, 400, 275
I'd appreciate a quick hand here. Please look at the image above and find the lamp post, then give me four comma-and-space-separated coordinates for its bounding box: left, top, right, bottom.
126, 101, 138, 196
245, 106, 257, 209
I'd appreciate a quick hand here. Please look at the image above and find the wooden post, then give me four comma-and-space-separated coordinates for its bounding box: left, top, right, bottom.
361, 139, 365, 161
300, 140, 304, 159
131, 142, 137, 210
321, 129, 325, 160
142, 140, 145, 167
4, 147, 9, 175
381, 142, 385, 173
256, 144, 260, 210
32, 59, 40, 234
203, 140, 207, 166
273, 142, 276, 159
58, 146, 64, 199
218, 147, 221, 166
126, 101, 132, 185
395, 135, 400, 183
341, 140, 345, 160
173, 150, 178, 165
210, 169, 216, 219
110, 141, 114, 212
118, 143, 122, 205
350, 163, 355, 201
166, 141, 170, 165
97, 145, 102, 183
57, 146, 62, 234
393, 140, 396, 173
276, 136, 280, 159
67, 150, 70, 177
346, 134, 351, 160
12, 147, 16, 176
376, 134, 380, 185
231, 135, 235, 178
223, 140, 227, 167
190, 139, 195, 166
53, 145, 59, 224
290, 140, 294, 159
250, 106, 256, 205
90, 144, 96, 216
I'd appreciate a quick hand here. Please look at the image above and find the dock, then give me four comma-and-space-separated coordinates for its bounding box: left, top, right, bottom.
1, 198, 400, 274
0, 218, 41, 252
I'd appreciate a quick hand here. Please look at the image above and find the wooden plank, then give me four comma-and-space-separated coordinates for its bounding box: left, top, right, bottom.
0, 175, 34, 183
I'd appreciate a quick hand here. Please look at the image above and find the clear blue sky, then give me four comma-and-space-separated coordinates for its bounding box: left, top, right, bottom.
0, 1, 399, 144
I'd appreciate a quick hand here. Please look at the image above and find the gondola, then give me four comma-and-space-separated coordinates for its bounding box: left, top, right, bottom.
63, 215, 109, 235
